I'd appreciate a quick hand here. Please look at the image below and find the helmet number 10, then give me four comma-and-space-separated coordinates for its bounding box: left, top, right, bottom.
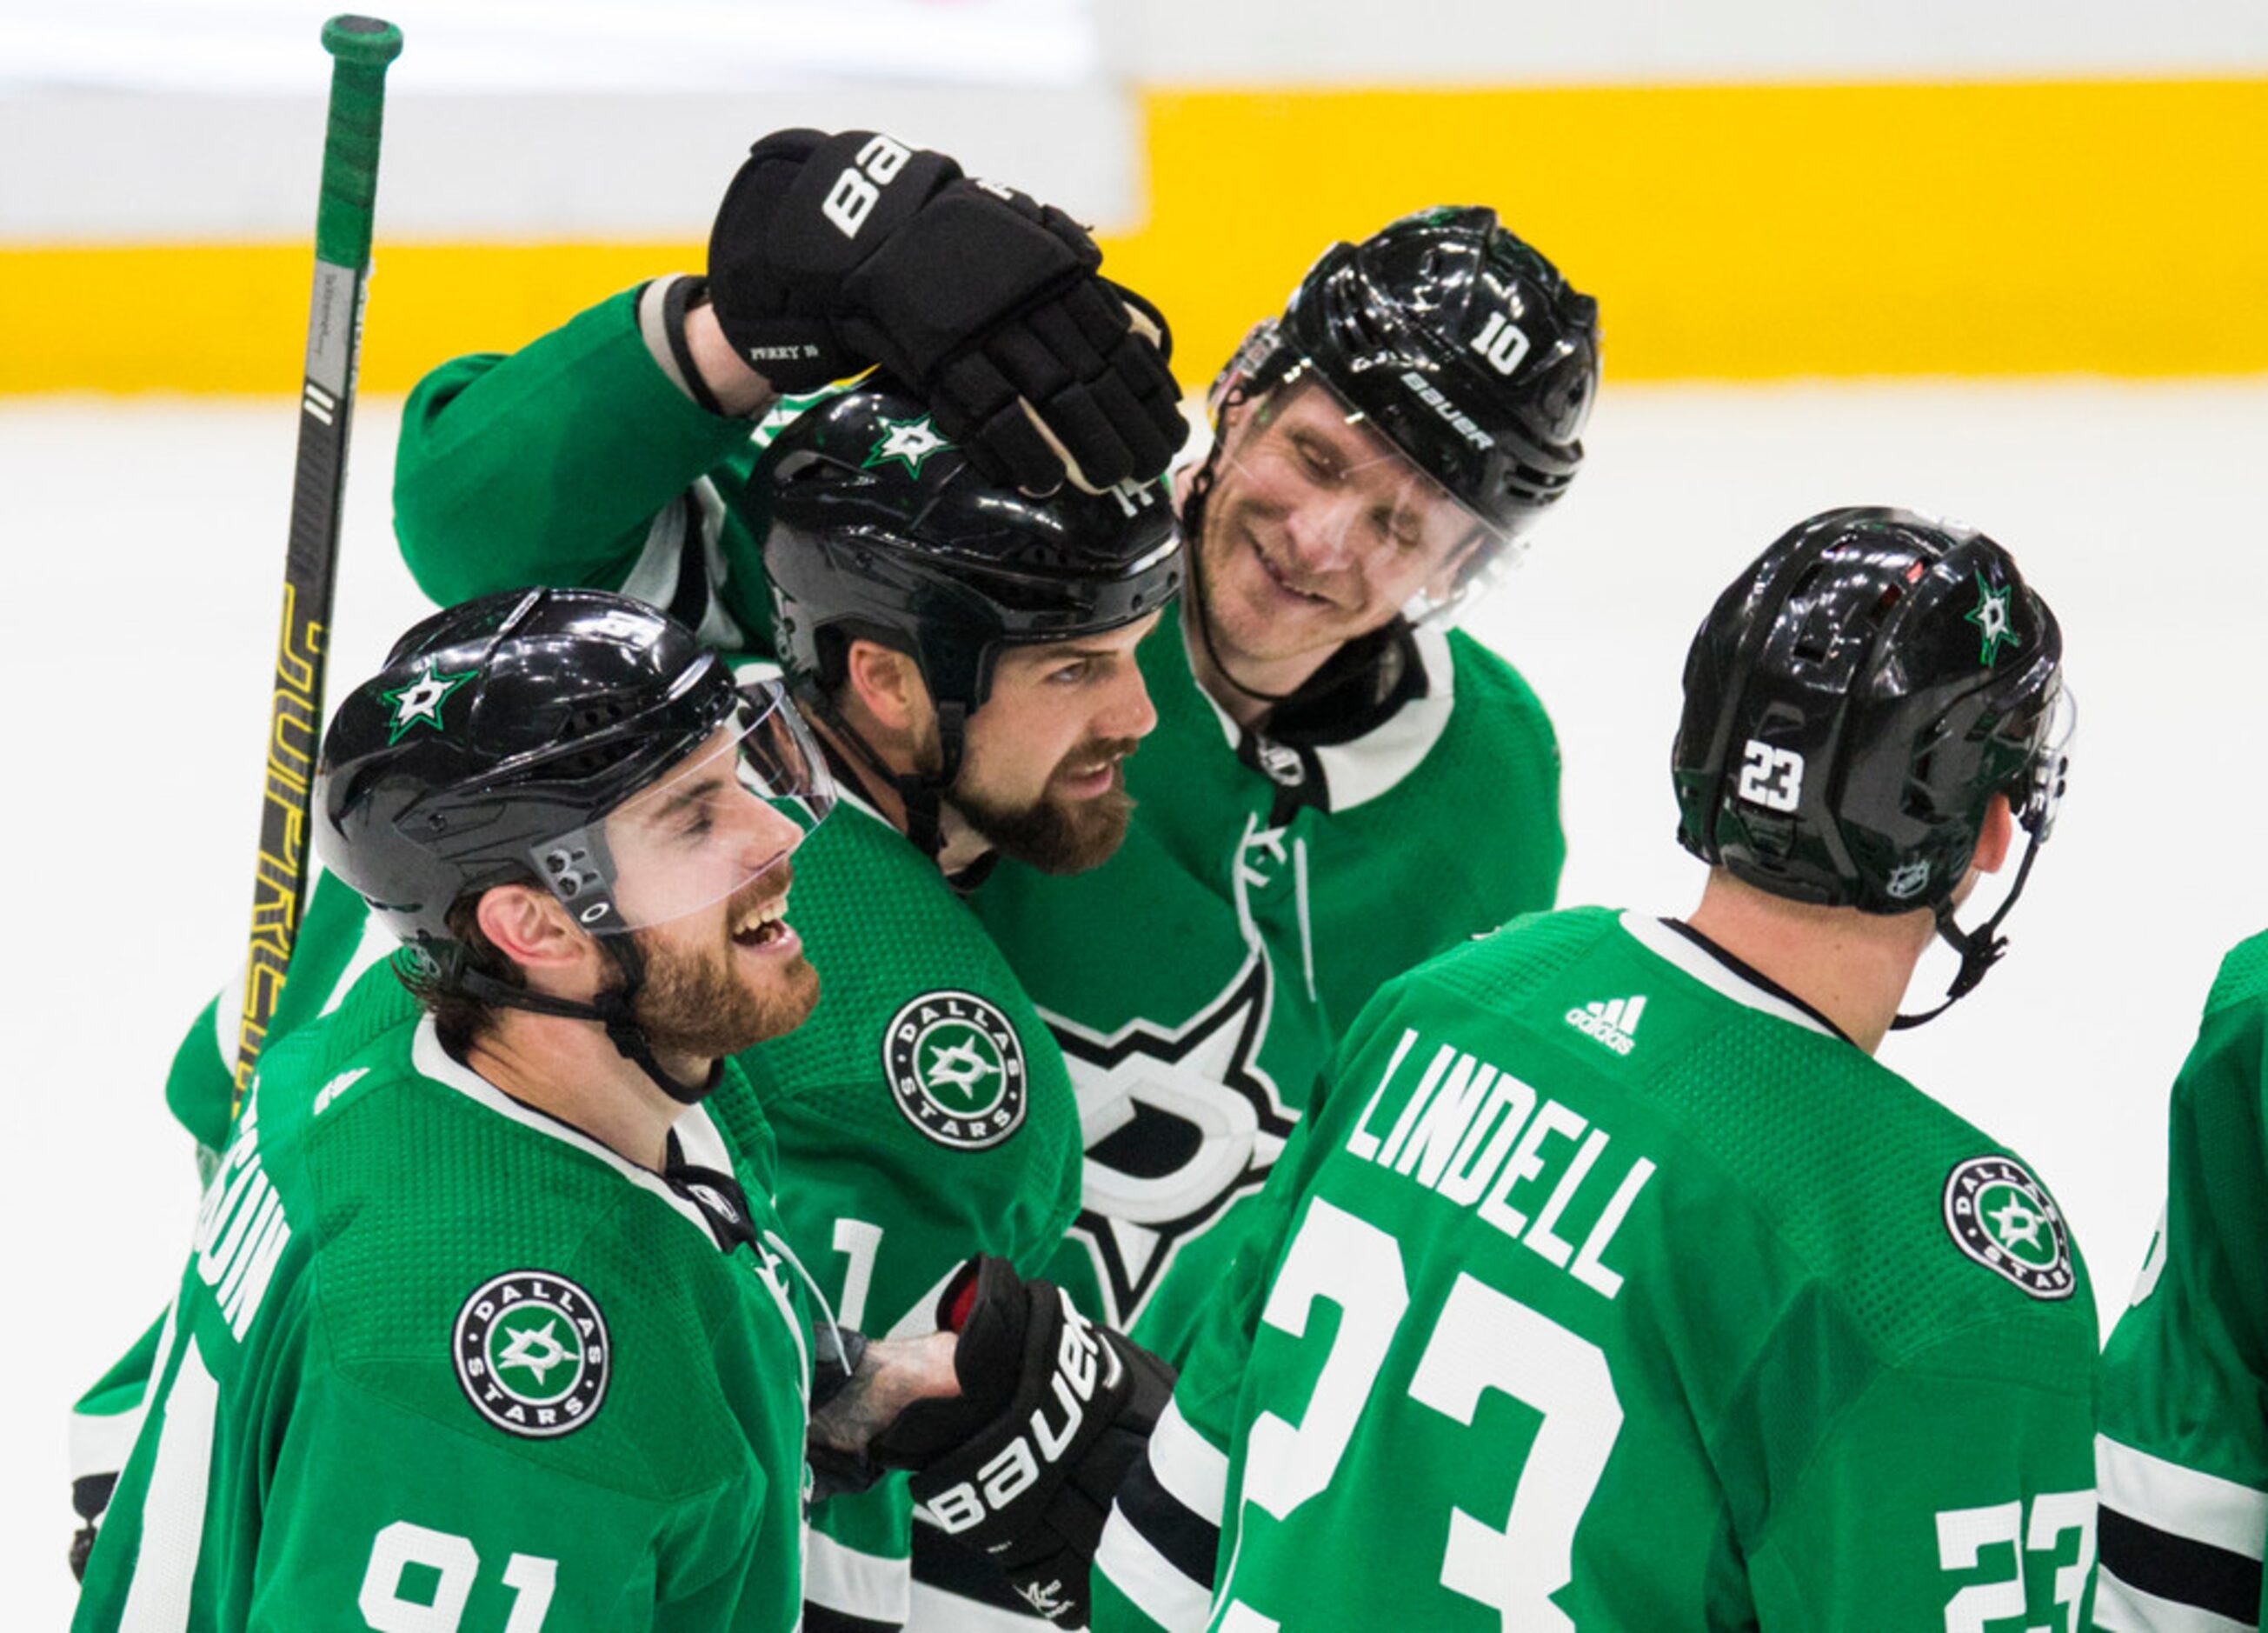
1469, 311, 1533, 377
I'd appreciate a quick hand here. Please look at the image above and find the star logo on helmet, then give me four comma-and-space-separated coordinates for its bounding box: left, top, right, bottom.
1964, 572, 2022, 668
379, 661, 476, 743
864, 415, 952, 477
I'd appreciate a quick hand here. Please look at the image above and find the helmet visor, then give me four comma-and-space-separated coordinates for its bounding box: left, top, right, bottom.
1218, 359, 1524, 625
533, 680, 835, 934
2018, 679, 2076, 843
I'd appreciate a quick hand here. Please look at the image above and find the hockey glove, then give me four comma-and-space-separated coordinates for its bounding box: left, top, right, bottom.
706, 129, 1187, 493
872, 1256, 1175, 1625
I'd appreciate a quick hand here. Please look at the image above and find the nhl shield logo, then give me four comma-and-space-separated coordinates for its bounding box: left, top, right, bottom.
1942, 1156, 2074, 1300
884, 990, 1028, 1150
453, 1270, 611, 1437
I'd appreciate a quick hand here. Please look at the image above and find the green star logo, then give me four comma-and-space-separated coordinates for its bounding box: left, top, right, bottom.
1978, 1181, 2057, 1269
379, 660, 475, 743
489, 1310, 582, 1400
920, 1023, 1008, 1115
1963, 572, 2022, 668
864, 414, 952, 477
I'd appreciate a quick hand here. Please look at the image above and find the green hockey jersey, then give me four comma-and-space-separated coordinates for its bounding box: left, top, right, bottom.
400, 300, 1083, 1632
974, 611, 1562, 1363
2095, 928, 2268, 1630
1092, 907, 2100, 1632
74, 962, 816, 1632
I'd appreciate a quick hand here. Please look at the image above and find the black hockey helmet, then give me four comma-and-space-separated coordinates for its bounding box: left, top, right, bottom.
1202, 205, 1600, 622
755, 381, 1181, 847
1673, 507, 2072, 1023
316, 587, 834, 1094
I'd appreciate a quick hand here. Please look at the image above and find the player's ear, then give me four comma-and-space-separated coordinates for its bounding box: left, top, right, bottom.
844, 640, 934, 739
475, 883, 588, 976
1972, 794, 2015, 876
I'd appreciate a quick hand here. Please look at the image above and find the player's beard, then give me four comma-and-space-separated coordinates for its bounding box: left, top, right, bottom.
627, 890, 819, 1065
952, 735, 1141, 876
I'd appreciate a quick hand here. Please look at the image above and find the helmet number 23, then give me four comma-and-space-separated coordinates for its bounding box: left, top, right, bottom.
1736, 739, 1805, 812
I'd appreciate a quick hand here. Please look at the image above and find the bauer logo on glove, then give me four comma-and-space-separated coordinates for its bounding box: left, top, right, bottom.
857, 1255, 1176, 1625
924, 1282, 1122, 1537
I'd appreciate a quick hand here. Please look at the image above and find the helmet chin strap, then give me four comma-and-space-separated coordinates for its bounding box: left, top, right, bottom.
1889, 834, 2043, 1030
454, 937, 721, 1106
803, 686, 966, 863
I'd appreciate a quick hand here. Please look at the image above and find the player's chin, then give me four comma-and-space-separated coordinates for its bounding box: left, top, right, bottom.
1040, 789, 1134, 874
728, 956, 821, 1050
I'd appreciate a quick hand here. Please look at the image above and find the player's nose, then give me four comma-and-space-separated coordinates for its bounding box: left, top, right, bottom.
1095, 662, 1159, 743
1281, 494, 1360, 576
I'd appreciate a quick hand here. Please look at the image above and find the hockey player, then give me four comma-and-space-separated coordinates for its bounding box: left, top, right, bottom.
973, 206, 1597, 1370
74, 588, 882, 1627
2095, 950, 2268, 1624
1089, 508, 2099, 1630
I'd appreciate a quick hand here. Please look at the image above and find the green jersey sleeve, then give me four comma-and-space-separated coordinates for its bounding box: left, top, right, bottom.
1747, 1320, 2098, 1630
392, 286, 757, 610
2096, 931, 2268, 1627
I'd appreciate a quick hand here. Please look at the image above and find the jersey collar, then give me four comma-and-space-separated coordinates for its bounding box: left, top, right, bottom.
1182, 616, 1459, 816
410, 1017, 742, 1244
1617, 910, 1850, 1044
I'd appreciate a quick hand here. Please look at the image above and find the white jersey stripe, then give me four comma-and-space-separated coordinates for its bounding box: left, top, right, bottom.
118, 1335, 220, 1633
906, 1581, 1053, 1632
2098, 1433, 2268, 1560
2093, 1566, 2254, 1633
1147, 1397, 1229, 1527
1095, 1506, 1214, 1633
803, 1529, 909, 1625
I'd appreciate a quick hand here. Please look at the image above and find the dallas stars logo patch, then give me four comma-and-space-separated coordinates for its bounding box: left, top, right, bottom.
1963, 572, 2022, 668
453, 1270, 611, 1437
884, 991, 1028, 1150
863, 414, 951, 477
1942, 1156, 2074, 1300
379, 660, 475, 744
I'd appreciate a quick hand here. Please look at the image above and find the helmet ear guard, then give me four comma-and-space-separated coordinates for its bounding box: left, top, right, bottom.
1671, 507, 2071, 1028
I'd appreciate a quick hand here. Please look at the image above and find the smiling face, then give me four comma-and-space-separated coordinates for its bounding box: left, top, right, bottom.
1198, 379, 1487, 690
941, 609, 1164, 876
601, 724, 821, 1056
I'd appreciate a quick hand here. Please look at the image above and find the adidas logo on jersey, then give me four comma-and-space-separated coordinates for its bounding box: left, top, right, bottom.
1565, 996, 1646, 1056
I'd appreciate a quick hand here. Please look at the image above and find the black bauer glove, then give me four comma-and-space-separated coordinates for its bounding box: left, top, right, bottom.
706, 129, 1188, 494
874, 1256, 1175, 1625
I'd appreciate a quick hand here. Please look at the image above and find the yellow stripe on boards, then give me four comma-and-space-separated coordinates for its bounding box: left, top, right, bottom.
2, 77, 2261, 393
1111, 77, 2268, 383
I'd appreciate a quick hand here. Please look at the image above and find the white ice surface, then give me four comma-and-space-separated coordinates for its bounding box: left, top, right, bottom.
8, 377, 2265, 1616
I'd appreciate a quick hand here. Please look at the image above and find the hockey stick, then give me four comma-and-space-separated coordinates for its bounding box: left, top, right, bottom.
231, 16, 404, 1113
